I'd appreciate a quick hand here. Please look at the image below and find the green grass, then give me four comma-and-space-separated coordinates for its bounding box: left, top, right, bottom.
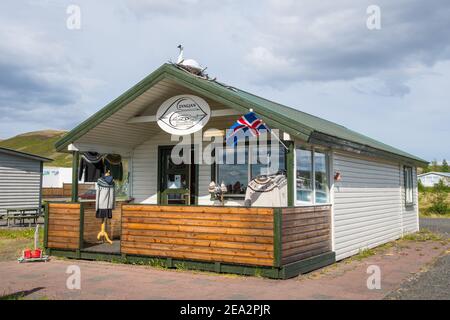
0, 292, 26, 300
0, 130, 71, 167
0, 227, 44, 262
0, 228, 43, 240
420, 212, 450, 219
419, 191, 450, 217
353, 248, 376, 260
401, 229, 444, 242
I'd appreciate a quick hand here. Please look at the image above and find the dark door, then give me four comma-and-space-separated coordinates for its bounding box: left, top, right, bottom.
159, 146, 194, 205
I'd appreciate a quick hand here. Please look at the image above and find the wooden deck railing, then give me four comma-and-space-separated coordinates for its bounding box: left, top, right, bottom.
121, 205, 275, 266
281, 206, 332, 265
46, 202, 81, 250
45, 203, 333, 273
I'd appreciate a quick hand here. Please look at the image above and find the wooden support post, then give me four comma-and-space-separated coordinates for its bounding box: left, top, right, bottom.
71, 151, 79, 203
286, 141, 295, 207
43, 202, 49, 249
273, 208, 282, 268
79, 203, 85, 250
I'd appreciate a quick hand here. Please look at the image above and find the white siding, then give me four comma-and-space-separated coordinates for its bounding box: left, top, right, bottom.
0, 153, 42, 215
332, 152, 405, 260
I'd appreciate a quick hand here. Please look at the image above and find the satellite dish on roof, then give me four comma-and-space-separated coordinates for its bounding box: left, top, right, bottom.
176, 45, 204, 75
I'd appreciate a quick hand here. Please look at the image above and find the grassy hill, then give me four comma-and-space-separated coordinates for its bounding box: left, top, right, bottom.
0, 130, 72, 167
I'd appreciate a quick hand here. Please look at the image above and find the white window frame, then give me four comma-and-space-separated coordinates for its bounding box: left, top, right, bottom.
215, 143, 287, 199
295, 147, 331, 206
404, 166, 414, 206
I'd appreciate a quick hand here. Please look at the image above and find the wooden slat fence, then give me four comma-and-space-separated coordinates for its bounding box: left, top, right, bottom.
47, 203, 80, 250
121, 205, 274, 266
281, 205, 332, 265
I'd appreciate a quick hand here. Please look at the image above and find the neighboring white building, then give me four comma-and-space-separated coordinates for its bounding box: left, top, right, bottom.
0, 147, 51, 215
42, 167, 73, 188
418, 172, 450, 187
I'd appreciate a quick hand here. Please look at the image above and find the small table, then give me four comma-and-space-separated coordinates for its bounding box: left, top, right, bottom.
6, 207, 42, 227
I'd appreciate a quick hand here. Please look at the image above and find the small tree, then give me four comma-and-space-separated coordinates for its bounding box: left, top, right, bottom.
442, 159, 449, 172
430, 159, 439, 172
429, 180, 449, 215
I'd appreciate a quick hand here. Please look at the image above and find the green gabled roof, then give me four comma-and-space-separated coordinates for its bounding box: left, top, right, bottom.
56, 63, 427, 165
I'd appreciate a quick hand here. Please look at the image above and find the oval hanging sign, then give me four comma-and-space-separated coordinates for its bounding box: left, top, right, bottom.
156, 95, 211, 135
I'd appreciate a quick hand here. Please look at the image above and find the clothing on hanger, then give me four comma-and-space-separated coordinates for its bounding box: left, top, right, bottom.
79, 152, 105, 182
244, 174, 287, 207
104, 154, 123, 181
95, 175, 115, 219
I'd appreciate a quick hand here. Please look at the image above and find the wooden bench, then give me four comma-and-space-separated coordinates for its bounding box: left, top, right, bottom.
5, 207, 43, 227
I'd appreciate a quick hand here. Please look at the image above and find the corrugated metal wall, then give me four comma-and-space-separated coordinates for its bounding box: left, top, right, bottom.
0, 152, 42, 215
332, 151, 418, 260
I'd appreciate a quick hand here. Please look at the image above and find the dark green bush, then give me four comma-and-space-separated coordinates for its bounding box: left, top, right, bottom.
429, 180, 449, 214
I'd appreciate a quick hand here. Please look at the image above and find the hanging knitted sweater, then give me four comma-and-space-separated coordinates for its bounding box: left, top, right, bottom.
79, 152, 105, 182
244, 174, 287, 207
95, 175, 115, 219
104, 154, 123, 181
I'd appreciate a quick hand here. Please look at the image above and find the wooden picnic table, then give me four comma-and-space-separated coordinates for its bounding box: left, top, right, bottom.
5, 207, 43, 227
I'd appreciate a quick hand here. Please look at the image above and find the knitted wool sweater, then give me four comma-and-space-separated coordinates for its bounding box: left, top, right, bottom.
95, 176, 116, 211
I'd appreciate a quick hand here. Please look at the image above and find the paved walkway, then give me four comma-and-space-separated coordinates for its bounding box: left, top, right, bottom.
0, 241, 448, 300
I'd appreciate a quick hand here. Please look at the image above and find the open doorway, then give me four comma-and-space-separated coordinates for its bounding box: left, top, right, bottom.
158, 145, 198, 205
81, 157, 130, 254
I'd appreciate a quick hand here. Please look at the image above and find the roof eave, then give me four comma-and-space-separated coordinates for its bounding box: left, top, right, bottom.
55, 64, 170, 152
0, 147, 53, 162
309, 131, 428, 167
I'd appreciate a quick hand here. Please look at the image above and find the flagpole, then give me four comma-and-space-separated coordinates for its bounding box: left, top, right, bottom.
269, 128, 289, 151
248, 108, 289, 151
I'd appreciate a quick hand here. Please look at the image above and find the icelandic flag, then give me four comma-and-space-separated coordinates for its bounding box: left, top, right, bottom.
226, 112, 269, 145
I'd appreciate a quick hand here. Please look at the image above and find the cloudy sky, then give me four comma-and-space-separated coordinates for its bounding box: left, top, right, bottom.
0, 0, 449, 161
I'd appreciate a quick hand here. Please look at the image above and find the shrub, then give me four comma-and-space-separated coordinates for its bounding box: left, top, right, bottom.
418, 179, 425, 192
429, 180, 449, 214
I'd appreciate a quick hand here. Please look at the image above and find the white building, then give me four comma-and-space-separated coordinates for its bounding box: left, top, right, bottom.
0, 147, 51, 215
46, 63, 428, 278
418, 172, 450, 187
42, 167, 73, 188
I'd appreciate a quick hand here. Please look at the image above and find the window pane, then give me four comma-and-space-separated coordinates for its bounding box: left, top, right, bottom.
314, 152, 329, 203
217, 146, 248, 195
296, 149, 313, 203
405, 167, 413, 204
251, 145, 286, 178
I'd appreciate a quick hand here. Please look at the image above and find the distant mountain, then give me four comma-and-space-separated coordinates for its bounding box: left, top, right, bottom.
0, 130, 72, 167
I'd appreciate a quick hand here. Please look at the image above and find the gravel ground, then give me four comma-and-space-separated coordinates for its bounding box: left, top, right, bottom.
420, 218, 450, 238
385, 254, 450, 300
386, 218, 450, 300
